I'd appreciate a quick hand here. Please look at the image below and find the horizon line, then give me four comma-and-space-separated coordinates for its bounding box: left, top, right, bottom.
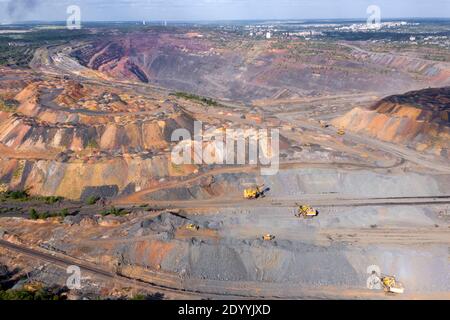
2, 17, 450, 25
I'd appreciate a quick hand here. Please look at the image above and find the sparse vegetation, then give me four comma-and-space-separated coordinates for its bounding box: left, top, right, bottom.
101, 206, 129, 217
47, 196, 63, 204
0, 190, 30, 201
0, 189, 64, 205
29, 208, 39, 220
171, 92, 222, 107
0, 207, 20, 214
130, 293, 146, 300
0, 288, 62, 300
29, 208, 69, 220
59, 208, 69, 217
86, 195, 100, 205
130, 292, 164, 300
35, 196, 63, 205
0, 283, 64, 300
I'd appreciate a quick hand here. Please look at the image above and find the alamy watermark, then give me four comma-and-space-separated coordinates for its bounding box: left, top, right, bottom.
366, 265, 383, 290
367, 5, 382, 30
171, 121, 280, 175
66, 5, 81, 30
66, 265, 82, 290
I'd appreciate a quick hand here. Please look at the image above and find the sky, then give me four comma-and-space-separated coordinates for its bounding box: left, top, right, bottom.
1, 0, 450, 23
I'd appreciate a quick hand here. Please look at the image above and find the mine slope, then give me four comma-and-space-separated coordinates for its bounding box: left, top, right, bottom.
69, 32, 450, 103
334, 87, 450, 158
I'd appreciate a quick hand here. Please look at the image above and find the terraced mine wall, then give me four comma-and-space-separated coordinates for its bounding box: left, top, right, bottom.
69, 33, 450, 103
334, 87, 450, 157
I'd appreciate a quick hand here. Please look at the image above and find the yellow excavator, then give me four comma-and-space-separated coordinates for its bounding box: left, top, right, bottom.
381, 275, 404, 294
262, 234, 275, 241
337, 128, 346, 136
244, 185, 265, 199
296, 204, 319, 218
186, 223, 200, 231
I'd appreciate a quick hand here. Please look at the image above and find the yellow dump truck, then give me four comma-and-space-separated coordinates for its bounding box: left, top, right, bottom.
262, 234, 275, 241
337, 128, 346, 136
381, 276, 404, 294
296, 204, 319, 218
186, 223, 200, 231
244, 185, 265, 199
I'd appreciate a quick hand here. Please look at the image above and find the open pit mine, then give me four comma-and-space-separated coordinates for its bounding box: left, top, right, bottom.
0, 23, 450, 300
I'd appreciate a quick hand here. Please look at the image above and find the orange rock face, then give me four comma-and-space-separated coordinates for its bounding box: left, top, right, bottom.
334, 87, 450, 158
0, 71, 202, 199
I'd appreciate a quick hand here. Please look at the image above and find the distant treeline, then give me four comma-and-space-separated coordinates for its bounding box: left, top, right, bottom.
171, 92, 222, 107
324, 31, 450, 41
